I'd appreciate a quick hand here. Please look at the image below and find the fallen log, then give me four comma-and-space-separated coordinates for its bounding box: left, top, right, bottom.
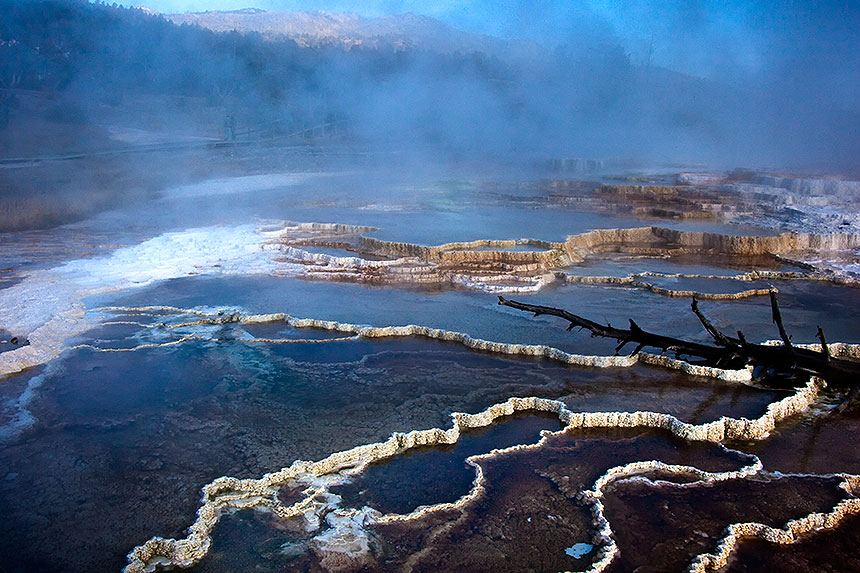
498, 293, 860, 389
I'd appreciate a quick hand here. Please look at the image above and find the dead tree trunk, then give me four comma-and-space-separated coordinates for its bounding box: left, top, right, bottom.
498, 293, 860, 389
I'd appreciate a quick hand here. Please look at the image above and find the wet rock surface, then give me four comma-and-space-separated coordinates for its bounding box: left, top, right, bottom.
336, 429, 754, 572
602, 475, 847, 572
726, 511, 860, 572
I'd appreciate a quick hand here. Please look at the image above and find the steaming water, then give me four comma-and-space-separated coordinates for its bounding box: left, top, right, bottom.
1, 164, 859, 572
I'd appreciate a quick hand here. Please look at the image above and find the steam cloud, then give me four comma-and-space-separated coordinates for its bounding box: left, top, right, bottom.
1, 0, 858, 170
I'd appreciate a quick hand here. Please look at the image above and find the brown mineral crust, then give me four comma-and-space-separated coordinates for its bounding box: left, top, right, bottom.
599, 185, 689, 197
357, 236, 565, 268
725, 511, 860, 572
277, 482, 309, 508
373, 455, 595, 573
634, 206, 717, 220
368, 429, 750, 573
358, 238, 431, 259
594, 184, 752, 221
369, 507, 463, 570
601, 475, 847, 573
359, 236, 554, 252
533, 427, 751, 494
733, 408, 860, 476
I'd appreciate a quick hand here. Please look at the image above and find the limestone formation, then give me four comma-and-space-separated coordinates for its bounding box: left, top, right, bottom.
118, 306, 860, 573
594, 184, 746, 221
125, 373, 857, 573
267, 222, 860, 295
564, 226, 860, 262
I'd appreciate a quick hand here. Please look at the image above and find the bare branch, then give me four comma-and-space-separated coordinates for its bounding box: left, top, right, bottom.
499, 295, 860, 390
818, 326, 830, 362
770, 290, 794, 354
691, 298, 739, 347
498, 296, 726, 362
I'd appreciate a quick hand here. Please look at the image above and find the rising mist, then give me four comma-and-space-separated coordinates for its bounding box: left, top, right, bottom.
1, 0, 858, 171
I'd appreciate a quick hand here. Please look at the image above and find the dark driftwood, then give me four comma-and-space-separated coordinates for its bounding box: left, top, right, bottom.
497, 296, 729, 363
498, 294, 860, 389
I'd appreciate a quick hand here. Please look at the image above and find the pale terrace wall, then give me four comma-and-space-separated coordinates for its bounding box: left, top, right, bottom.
564, 227, 860, 262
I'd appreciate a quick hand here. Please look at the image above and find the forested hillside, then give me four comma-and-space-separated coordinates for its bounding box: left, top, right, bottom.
1, 0, 857, 168
0, 0, 723, 160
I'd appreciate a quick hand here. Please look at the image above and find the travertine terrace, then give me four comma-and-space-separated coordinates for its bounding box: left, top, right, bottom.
3, 175, 860, 572
268, 221, 860, 295
103, 306, 860, 573
123, 307, 860, 572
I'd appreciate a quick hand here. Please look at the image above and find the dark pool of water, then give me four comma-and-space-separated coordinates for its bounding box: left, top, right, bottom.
190, 425, 762, 573
192, 509, 315, 572
603, 473, 848, 572
727, 512, 860, 572
733, 406, 860, 476
644, 275, 774, 295
103, 273, 860, 358
332, 414, 562, 515
242, 320, 361, 341
565, 253, 791, 278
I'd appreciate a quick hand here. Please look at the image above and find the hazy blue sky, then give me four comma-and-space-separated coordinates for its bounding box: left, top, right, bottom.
129, 1, 858, 82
